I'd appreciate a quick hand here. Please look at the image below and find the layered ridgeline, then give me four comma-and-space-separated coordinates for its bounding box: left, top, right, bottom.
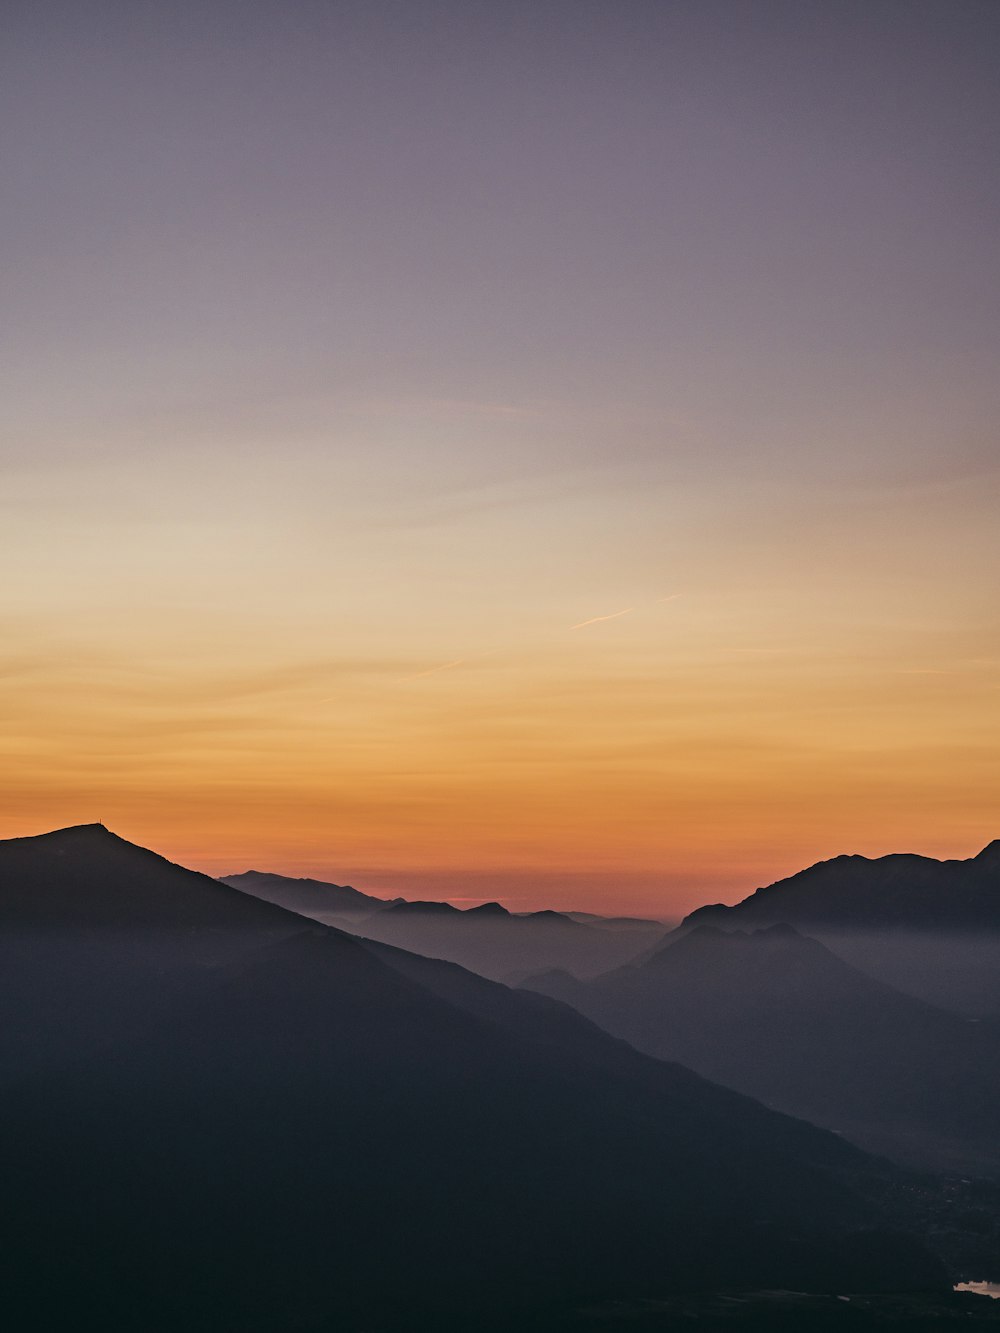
683, 843, 1000, 1016
522, 923, 1000, 1177
686, 843, 1000, 933
0, 825, 958, 1331
221, 868, 400, 919
222, 868, 667, 981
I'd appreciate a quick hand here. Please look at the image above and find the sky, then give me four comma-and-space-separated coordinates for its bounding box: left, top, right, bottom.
2, 0, 998, 915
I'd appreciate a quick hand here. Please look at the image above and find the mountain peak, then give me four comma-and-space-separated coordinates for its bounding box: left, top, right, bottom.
8, 823, 149, 859
680, 902, 730, 927
33, 821, 113, 840
0, 824, 306, 930
384, 899, 460, 917
973, 839, 1000, 868
682, 840, 1000, 933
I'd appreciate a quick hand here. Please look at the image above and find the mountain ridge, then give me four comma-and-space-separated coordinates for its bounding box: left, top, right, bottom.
224, 865, 666, 981
684, 842, 1000, 934
0, 824, 955, 1328
0, 823, 308, 931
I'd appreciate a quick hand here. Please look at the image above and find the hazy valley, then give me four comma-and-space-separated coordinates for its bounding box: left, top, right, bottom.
3, 825, 1000, 1330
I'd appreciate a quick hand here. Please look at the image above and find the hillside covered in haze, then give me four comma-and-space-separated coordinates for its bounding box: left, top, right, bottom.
3, 825, 987, 1331
681, 843, 1000, 1017
523, 922, 1000, 1177
222, 868, 667, 981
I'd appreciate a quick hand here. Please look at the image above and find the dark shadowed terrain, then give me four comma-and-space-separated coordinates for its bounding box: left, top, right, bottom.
0, 825, 306, 1084
522, 923, 1000, 1177
1, 826, 987, 1331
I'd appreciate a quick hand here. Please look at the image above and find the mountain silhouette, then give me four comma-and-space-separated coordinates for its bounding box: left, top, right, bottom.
685, 843, 1000, 933
383, 896, 462, 915
348, 898, 665, 980
464, 899, 509, 916
679, 842, 1000, 1016
0, 824, 307, 928
225, 867, 667, 980
522, 923, 1000, 1175
0, 824, 306, 1084
0, 826, 952, 1330
565, 909, 672, 931
221, 868, 397, 918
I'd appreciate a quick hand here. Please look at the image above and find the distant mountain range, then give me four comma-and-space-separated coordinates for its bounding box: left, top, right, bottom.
681, 842, 1000, 1016
222, 868, 668, 981
522, 922, 1000, 1176
221, 868, 399, 918
0, 825, 961, 1330
686, 842, 1000, 933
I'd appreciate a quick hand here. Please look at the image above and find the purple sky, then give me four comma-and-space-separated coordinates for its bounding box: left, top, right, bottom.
3, 1, 999, 911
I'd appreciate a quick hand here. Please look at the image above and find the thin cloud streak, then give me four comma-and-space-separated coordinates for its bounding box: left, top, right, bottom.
572, 595, 682, 630
572, 608, 635, 630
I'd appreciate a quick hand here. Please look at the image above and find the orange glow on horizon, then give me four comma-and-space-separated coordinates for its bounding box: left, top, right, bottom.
3, 524, 997, 917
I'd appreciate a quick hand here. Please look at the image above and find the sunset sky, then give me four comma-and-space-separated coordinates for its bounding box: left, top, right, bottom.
2, 1, 998, 915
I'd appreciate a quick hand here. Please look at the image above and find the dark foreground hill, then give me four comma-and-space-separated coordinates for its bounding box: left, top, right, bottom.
224, 868, 666, 980
0, 826, 961, 1331
683, 843, 1000, 1015
0, 824, 303, 929
0, 824, 307, 1083
522, 924, 1000, 1177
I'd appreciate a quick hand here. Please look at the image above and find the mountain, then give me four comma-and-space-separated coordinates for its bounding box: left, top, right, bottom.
0, 824, 305, 1083
681, 843, 1000, 1017
0, 826, 956, 1329
522, 923, 1000, 1176
0, 824, 305, 929
224, 868, 667, 980
221, 868, 397, 919
347, 898, 665, 980
564, 909, 673, 931
685, 843, 1000, 934
382, 897, 462, 915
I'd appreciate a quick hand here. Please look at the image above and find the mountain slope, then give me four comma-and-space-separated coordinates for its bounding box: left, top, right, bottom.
2, 927, 937, 1332
0, 824, 306, 1083
680, 842, 1000, 1016
0, 827, 947, 1329
347, 897, 664, 980
686, 843, 1000, 933
221, 868, 396, 918
0, 824, 306, 928
225, 868, 666, 980
522, 924, 1000, 1175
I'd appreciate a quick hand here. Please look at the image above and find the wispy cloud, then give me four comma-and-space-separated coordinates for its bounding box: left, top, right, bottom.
400, 595, 684, 684
572, 608, 635, 630
572, 594, 683, 630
